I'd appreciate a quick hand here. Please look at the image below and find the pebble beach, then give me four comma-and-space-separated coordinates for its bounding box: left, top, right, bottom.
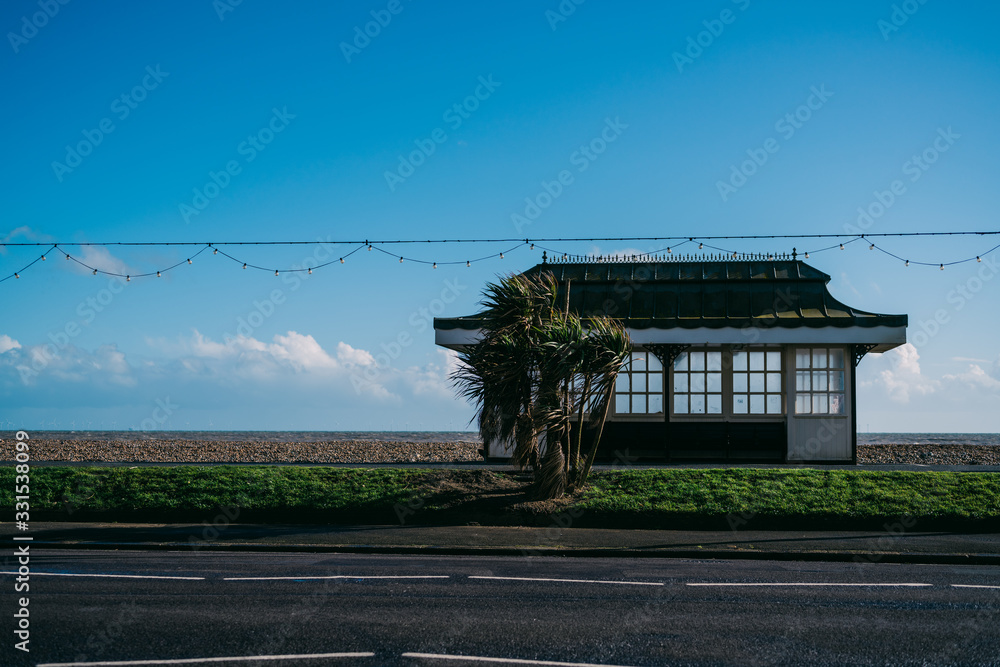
2, 436, 998, 465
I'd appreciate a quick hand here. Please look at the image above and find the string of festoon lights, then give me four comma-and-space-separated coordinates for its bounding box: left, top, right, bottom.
1, 230, 998, 284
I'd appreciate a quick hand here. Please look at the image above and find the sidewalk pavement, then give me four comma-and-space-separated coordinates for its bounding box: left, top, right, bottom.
6, 523, 999, 565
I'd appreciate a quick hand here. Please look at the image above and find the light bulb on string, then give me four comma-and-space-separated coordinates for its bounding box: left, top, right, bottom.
156, 271, 161, 277
126, 275, 130, 282
367, 244, 372, 251
275, 270, 279, 276
40, 255, 45, 261
667, 247, 672, 253
839, 244, 844, 250
307, 268, 312, 274
339, 257, 344, 264
804, 252, 810, 259
530, 243, 535, 250
14, 273, 19, 279
698, 243, 703, 250
187, 258, 192, 264
905, 260, 909, 267
869, 243, 875, 250
65, 254, 70, 260
242, 263, 247, 269
399, 256, 404, 263
940, 264, 944, 270
432, 262, 437, 269
499, 253, 504, 259
977, 256, 982, 262
213, 248, 218, 255
466, 260, 470, 267
92, 269, 97, 275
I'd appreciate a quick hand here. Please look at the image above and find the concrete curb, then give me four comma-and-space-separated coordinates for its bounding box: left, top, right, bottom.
22, 539, 1000, 566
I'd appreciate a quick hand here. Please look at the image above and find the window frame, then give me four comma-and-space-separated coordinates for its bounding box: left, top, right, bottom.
792, 346, 849, 418
669, 345, 786, 422
608, 348, 666, 421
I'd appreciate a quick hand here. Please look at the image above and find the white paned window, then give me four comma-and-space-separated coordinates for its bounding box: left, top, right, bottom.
732, 349, 783, 415
672, 350, 723, 415
614, 351, 664, 415
670, 347, 785, 419
795, 347, 846, 415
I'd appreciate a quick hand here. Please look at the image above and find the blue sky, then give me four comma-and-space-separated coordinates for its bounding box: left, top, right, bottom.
1, 0, 998, 432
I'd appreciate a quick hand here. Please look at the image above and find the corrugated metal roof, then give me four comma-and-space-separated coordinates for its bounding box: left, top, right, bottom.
435, 259, 908, 331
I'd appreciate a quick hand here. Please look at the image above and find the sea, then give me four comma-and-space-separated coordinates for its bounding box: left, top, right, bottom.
18, 430, 1000, 446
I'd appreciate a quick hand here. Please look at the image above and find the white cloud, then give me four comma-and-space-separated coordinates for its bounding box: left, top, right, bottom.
0, 340, 136, 388
871, 343, 939, 403
943, 359, 1000, 395
0, 335, 20, 354
149, 330, 342, 381
0, 329, 475, 429
268, 331, 338, 371
68, 246, 132, 276
336, 342, 375, 367
0, 226, 36, 254
399, 348, 458, 399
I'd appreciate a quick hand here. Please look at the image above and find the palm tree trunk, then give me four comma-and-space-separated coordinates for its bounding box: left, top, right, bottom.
578, 380, 615, 488
570, 375, 591, 487
534, 430, 567, 500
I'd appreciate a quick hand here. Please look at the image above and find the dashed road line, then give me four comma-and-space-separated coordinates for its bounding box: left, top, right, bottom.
37, 652, 374, 666
0, 571, 204, 581
951, 584, 1000, 589
402, 652, 637, 666
686, 582, 932, 587
223, 575, 450, 581
468, 575, 663, 587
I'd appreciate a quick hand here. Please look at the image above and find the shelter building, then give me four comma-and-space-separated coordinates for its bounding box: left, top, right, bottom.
434, 253, 907, 463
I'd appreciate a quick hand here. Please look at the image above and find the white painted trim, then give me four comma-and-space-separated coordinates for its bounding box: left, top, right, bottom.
628, 326, 906, 349
437, 325, 906, 351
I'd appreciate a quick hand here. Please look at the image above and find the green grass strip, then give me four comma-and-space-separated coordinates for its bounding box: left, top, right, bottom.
580, 469, 1000, 522
2, 467, 998, 527
5, 466, 427, 514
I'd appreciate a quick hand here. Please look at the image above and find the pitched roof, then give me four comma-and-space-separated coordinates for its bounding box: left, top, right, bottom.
435, 259, 908, 331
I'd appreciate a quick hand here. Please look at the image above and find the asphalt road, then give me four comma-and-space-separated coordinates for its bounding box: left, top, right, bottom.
2, 550, 998, 666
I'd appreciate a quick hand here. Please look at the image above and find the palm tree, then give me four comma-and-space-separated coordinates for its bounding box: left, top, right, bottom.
452, 271, 631, 499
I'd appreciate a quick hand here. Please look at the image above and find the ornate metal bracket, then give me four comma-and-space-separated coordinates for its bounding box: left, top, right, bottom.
853, 343, 878, 367
645, 344, 690, 368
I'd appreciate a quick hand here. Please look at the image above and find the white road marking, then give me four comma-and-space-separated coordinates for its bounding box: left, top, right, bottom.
223, 575, 450, 581
687, 582, 932, 587
36, 652, 374, 666
0, 571, 204, 581
951, 584, 1000, 589
402, 652, 637, 666
468, 575, 663, 587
